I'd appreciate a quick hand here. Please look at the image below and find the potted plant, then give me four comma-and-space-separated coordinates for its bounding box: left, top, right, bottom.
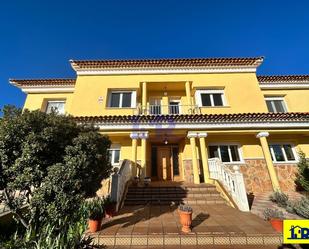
263, 208, 285, 232
104, 195, 116, 218
86, 197, 105, 233
132, 176, 139, 186
178, 204, 193, 233
144, 176, 151, 187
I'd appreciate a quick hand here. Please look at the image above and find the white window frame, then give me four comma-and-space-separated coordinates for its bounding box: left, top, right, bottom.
45, 100, 66, 114
108, 90, 136, 108
108, 145, 121, 166
195, 90, 227, 107
265, 97, 288, 113
269, 143, 298, 163
208, 143, 244, 164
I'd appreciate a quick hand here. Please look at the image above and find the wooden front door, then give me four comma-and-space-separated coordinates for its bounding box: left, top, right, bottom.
157, 147, 172, 180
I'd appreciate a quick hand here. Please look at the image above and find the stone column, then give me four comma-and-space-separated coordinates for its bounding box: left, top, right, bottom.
142, 82, 147, 114
187, 131, 200, 184
139, 131, 149, 178
198, 132, 211, 183
185, 81, 192, 114
130, 132, 139, 177
256, 132, 281, 191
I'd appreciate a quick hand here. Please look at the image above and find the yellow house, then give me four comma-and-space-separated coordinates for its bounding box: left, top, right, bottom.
10, 57, 309, 208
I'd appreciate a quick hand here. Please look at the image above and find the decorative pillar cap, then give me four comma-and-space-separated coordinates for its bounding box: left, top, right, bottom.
130, 132, 139, 139
197, 132, 208, 138
256, 132, 269, 138
187, 131, 198, 138
139, 131, 149, 139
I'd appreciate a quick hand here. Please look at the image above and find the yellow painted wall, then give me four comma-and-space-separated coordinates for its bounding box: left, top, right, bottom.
23, 93, 74, 113
65, 72, 267, 116
262, 89, 309, 112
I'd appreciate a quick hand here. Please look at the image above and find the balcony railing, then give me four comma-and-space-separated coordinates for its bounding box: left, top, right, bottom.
137, 104, 201, 115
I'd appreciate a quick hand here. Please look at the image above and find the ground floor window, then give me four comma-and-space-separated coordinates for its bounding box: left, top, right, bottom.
108, 146, 120, 166
208, 144, 242, 163
269, 144, 296, 162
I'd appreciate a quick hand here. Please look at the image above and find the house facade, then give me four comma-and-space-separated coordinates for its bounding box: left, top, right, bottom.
10, 57, 309, 196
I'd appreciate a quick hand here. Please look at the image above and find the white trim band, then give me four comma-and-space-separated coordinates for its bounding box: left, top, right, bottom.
21, 87, 75, 93
260, 84, 309, 89
73, 66, 258, 76
93, 122, 309, 131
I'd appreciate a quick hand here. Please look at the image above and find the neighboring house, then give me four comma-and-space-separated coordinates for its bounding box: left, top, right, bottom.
10, 57, 309, 198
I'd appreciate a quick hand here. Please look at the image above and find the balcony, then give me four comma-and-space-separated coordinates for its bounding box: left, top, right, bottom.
137, 104, 201, 115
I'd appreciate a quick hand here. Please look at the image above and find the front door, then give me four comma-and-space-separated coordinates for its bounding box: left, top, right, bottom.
157, 147, 171, 180
154, 146, 181, 181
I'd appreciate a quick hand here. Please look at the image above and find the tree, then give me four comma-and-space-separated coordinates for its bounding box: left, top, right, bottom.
295, 151, 309, 192
0, 106, 111, 231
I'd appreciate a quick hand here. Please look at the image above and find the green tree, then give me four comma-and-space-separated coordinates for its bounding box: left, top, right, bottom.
0, 106, 111, 232
295, 151, 309, 192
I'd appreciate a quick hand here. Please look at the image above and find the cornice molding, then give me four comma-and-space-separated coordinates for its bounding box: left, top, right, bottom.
19, 86, 75, 93
73, 66, 258, 76
91, 122, 309, 131
260, 84, 309, 89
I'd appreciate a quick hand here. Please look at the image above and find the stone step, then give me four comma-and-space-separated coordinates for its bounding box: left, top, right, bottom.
126, 191, 220, 198
128, 186, 217, 192
124, 198, 226, 206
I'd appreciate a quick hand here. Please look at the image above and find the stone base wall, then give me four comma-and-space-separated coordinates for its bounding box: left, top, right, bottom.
239, 159, 298, 194
183, 159, 194, 183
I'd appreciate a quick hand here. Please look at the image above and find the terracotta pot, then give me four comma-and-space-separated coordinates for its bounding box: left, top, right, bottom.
270, 218, 283, 232
178, 210, 192, 233
105, 203, 116, 218
88, 219, 102, 233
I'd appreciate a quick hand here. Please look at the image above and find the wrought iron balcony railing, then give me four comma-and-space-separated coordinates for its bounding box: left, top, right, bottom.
137, 104, 201, 115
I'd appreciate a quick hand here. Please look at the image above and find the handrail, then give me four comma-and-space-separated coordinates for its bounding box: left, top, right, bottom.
208, 157, 250, 211
138, 104, 201, 115
110, 159, 132, 211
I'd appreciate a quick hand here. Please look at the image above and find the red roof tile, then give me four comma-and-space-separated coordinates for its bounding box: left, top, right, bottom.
257, 75, 309, 84
70, 57, 264, 69
74, 112, 309, 124
10, 79, 76, 87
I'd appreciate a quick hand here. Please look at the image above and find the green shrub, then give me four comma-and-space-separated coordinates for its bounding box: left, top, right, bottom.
85, 197, 105, 220
292, 197, 309, 219
269, 191, 289, 207
295, 151, 309, 191
263, 208, 284, 221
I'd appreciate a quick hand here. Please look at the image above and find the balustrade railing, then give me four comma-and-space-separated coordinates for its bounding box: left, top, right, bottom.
110, 159, 132, 211
208, 158, 249, 211
138, 104, 201, 115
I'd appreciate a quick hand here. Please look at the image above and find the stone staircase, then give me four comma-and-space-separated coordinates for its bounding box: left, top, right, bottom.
124, 183, 227, 206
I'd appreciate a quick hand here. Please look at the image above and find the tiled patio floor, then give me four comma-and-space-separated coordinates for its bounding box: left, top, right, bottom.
90, 203, 282, 247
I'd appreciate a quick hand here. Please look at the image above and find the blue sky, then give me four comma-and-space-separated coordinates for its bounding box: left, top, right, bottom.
1, 0, 309, 109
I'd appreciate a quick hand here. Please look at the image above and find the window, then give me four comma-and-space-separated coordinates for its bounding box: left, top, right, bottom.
108, 146, 121, 166
108, 91, 136, 108
269, 144, 296, 162
149, 97, 162, 114
196, 90, 225, 107
265, 97, 287, 113
208, 144, 242, 163
169, 99, 181, 114
45, 101, 65, 114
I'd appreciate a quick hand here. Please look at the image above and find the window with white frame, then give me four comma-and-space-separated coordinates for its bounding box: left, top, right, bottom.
265, 97, 287, 113
208, 144, 242, 163
196, 90, 226, 107
45, 100, 65, 114
269, 144, 296, 162
108, 145, 121, 166
108, 91, 136, 108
